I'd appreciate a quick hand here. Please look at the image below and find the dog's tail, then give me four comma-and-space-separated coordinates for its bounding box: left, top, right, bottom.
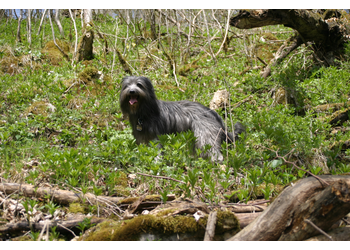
226, 122, 245, 143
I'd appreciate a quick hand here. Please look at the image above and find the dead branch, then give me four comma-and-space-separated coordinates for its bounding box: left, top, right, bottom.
0, 214, 105, 236
204, 211, 217, 241
305, 219, 333, 241
261, 36, 303, 78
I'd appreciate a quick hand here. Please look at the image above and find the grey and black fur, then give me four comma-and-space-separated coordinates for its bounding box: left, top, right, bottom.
119, 76, 245, 161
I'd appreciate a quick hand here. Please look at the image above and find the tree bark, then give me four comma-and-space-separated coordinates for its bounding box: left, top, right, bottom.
279, 179, 350, 241
27, 9, 32, 46
16, 9, 23, 43
230, 9, 350, 70
37, 9, 47, 36
228, 175, 350, 241
54, 9, 65, 38
76, 9, 94, 61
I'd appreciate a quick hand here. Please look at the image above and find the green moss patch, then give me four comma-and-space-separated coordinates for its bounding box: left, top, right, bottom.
82, 210, 240, 241
41, 39, 70, 65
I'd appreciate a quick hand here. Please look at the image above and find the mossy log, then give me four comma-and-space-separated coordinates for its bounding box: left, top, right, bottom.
228, 175, 350, 241
329, 108, 350, 126
313, 101, 350, 113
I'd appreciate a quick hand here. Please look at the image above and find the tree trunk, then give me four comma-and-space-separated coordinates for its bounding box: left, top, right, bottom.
37, 9, 47, 36
149, 9, 157, 41
230, 9, 350, 76
228, 175, 350, 241
54, 9, 65, 38
27, 9, 32, 46
76, 9, 94, 62
16, 9, 23, 43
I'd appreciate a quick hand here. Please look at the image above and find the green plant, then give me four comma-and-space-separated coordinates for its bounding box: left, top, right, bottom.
45, 201, 60, 216
77, 217, 95, 235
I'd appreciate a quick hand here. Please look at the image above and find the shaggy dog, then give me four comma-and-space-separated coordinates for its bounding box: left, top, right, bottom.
119, 76, 245, 161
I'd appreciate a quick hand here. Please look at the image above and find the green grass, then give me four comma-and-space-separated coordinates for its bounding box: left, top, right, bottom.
1, 10, 350, 239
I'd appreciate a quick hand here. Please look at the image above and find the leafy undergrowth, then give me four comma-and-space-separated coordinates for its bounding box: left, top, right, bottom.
1, 10, 350, 240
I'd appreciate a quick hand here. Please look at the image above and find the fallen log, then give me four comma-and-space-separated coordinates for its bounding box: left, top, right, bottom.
0, 183, 123, 206
228, 175, 350, 241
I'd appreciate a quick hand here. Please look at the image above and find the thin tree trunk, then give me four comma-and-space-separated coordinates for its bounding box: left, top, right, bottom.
54, 9, 64, 38
37, 9, 47, 36
69, 9, 78, 63
27, 9, 32, 46
16, 9, 23, 43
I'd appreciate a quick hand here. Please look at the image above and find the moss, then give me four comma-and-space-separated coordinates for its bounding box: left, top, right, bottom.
117, 195, 163, 205
41, 39, 70, 65
215, 210, 240, 233
24, 101, 55, 117
262, 32, 278, 41
82, 220, 121, 241
0, 55, 21, 74
82, 210, 240, 241
69, 203, 86, 214
77, 66, 99, 84
110, 214, 202, 241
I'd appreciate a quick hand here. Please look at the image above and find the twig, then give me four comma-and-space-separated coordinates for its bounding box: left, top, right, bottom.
173, 63, 180, 87
57, 223, 77, 237
136, 172, 185, 184
305, 219, 333, 241
227, 200, 270, 206
202, 10, 216, 64
257, 56, 268, 66
37, 220, 49, 241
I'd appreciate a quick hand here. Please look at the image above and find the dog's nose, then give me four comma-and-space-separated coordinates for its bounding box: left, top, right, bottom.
129, 90, 136, 94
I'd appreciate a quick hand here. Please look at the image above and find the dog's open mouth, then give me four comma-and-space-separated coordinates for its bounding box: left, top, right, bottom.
129, 95, 138, 105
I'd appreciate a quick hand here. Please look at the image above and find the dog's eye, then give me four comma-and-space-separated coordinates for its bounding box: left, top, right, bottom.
137, 83, 143, 89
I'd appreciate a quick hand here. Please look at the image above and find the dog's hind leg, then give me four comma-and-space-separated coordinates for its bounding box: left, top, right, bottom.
191, 121, 224, 162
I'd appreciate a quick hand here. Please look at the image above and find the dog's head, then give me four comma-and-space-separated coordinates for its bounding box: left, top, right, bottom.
119, 76, 157, 115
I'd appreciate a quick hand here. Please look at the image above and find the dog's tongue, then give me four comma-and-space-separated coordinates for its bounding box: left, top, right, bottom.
129, 98, 138, 105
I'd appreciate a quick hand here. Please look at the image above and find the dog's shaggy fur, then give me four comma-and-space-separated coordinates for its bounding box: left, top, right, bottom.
119, 76, 245, 161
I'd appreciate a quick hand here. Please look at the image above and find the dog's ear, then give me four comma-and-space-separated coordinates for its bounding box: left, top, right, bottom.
139, 76, 154, 89
121, 76, 133, 84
